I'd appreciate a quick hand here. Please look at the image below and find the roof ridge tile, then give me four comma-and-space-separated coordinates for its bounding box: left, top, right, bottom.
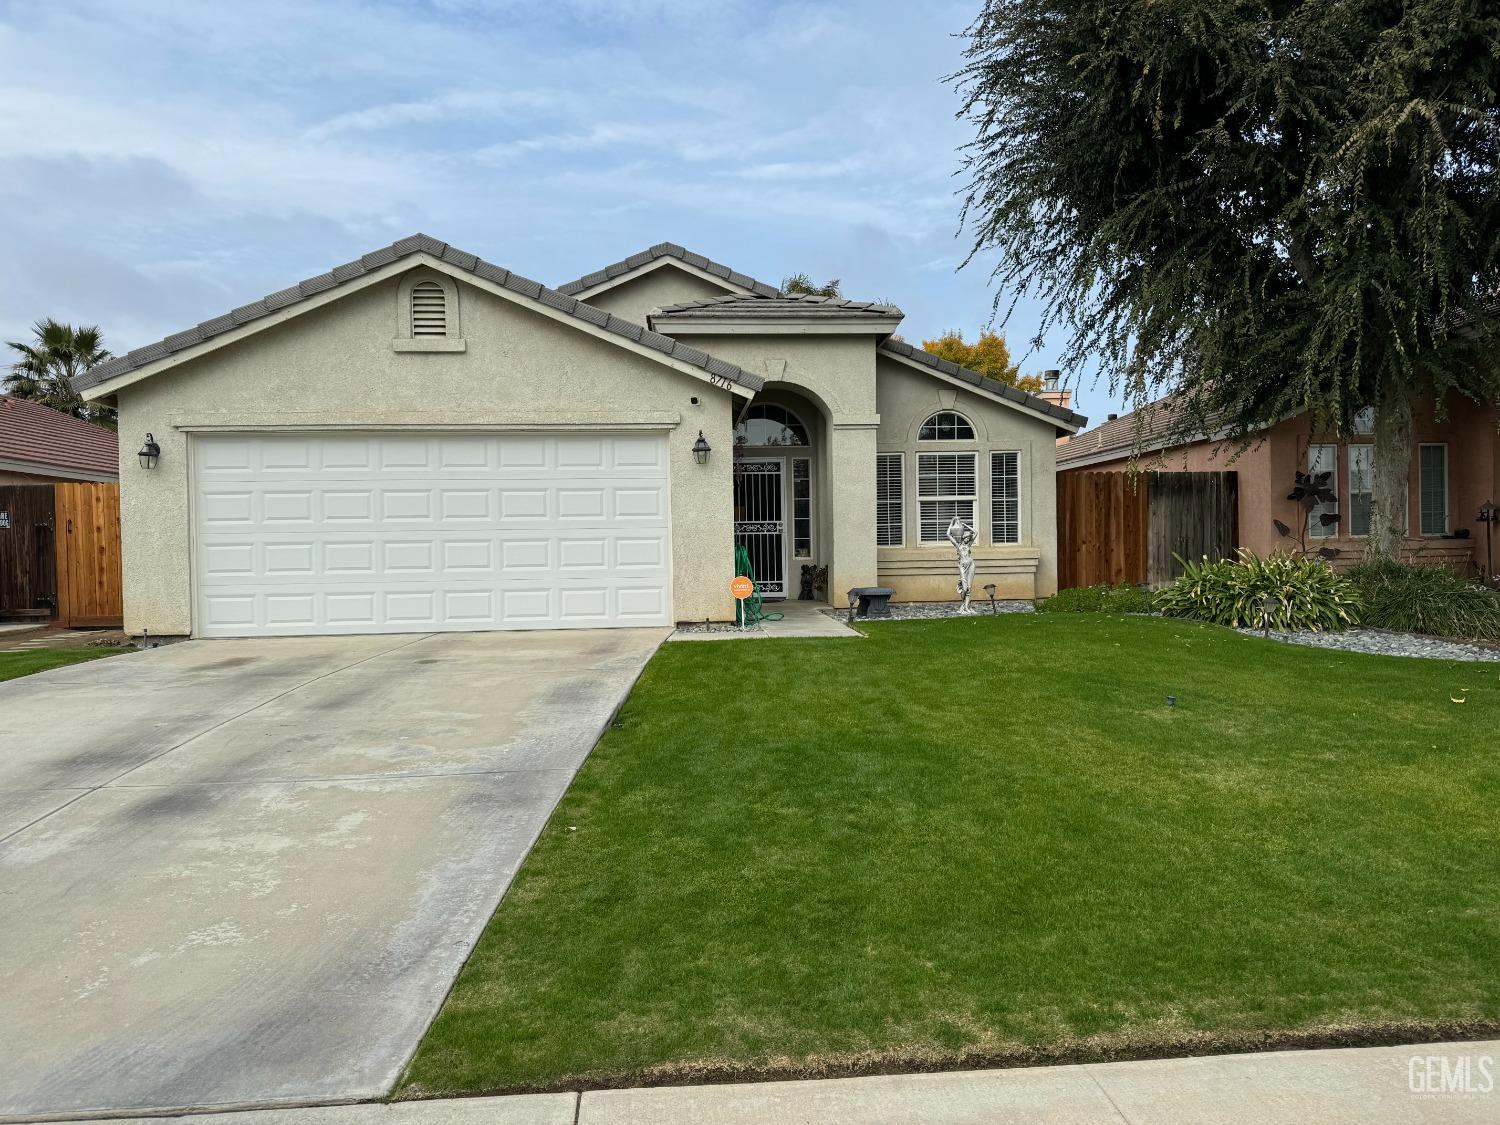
555, 243, 782, 298
73, 235, 766, 395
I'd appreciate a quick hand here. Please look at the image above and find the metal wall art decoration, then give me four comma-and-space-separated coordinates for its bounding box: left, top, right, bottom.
946, 514, 978, 615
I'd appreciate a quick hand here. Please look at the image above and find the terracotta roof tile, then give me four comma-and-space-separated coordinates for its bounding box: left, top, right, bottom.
0, 395, 118, 477
1055, 395, 1199, 465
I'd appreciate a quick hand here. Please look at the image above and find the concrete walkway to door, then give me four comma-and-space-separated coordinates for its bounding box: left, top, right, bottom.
0, 627, 667, 1120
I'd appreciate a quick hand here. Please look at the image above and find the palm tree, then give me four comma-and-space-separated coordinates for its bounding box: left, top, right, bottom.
5, 319, 115, 427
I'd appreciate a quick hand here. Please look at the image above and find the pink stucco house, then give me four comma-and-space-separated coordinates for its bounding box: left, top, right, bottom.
1057, 390, 1500, 577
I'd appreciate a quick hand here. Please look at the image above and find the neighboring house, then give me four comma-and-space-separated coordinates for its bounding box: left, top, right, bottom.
1057, 391, 1500, 573
0, 395, 119, 484
74, 235, 1084, 639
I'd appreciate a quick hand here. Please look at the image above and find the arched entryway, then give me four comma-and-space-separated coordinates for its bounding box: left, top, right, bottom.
732, 387, 829, 601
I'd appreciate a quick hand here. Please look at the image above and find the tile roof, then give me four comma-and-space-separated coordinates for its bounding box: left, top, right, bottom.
555, 242, 782, 298
879, 338, 1088, 430
0, 395, 119, 476
74, 234, 766, 395
1055, 395, 1199, 465
650, 292, 905, 320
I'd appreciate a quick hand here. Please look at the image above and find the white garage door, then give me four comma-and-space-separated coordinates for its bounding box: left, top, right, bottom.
193, 432, 672, 637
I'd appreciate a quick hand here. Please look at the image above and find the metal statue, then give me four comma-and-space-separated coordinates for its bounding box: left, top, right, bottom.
946, 514, 978, 614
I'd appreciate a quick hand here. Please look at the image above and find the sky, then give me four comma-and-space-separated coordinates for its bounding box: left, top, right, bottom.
0, 0, 1126, 424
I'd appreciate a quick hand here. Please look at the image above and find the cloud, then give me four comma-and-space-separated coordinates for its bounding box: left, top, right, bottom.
305, 89, 568, 140
0, 0, 1126, 421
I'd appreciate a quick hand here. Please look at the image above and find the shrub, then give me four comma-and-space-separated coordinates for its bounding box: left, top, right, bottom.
1346, 559, 1500, 640
1038, 583, 1154, 614
1154, 550, 1360, 632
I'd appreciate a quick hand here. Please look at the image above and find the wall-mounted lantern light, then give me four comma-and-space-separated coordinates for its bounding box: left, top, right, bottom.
692, 431, 712, 465
138, 433, 161, 470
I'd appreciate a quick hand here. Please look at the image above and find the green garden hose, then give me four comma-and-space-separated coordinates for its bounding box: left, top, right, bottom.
734, 544, 784, 627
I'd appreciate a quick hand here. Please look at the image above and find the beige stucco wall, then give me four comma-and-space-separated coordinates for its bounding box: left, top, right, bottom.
111, 266, 739, 636
577, 265, 737, 327
665, 333, 881, 600
874, 354, 1059, 599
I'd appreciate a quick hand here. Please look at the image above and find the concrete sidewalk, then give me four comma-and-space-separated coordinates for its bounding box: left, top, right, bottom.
30, 1040, 1499, 1124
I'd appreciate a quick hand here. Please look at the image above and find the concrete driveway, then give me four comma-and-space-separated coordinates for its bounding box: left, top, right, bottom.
0, 628, 667, 1120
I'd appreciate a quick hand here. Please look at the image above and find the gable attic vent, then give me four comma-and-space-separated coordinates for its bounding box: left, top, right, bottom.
410, 280, 448, 336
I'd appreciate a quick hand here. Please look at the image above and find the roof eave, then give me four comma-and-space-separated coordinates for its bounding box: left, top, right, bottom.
0, 455, 118, 482
877, 342, 1087, 434
557, 242, 782, 300
79, 245, 765, 402
649, 314, 905, 336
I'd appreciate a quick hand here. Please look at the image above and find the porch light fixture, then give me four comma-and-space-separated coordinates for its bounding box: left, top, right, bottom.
138, 433, 161, 470
692, 431, 712, 464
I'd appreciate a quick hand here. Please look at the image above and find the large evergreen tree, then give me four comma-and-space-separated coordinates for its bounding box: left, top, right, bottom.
953, 0, 1500, 558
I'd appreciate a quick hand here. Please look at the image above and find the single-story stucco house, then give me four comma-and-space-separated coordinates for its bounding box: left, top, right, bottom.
75, 235, 1085, 638
1058, 390, 1499, 576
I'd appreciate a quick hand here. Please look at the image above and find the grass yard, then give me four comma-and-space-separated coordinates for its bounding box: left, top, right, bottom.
0, 645, 122, 683
401, 614, 1500, 1097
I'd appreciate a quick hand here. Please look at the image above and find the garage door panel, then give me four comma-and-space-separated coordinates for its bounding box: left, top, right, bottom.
194, 433, 671, 636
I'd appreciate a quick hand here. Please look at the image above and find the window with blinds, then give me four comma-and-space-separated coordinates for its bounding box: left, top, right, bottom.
1307, 444, 1338, 539
1348, 446, 1373, 537
1419, 444, 1447, 535
991, 451, 1019, 544
410, 280, 448, 336
918, 452, 976, 542
876, 453, 903, 547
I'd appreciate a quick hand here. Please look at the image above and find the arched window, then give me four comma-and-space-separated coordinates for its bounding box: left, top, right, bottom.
918, 410, 975, 441
410, 280, 448, 336
735, 403, 809, 447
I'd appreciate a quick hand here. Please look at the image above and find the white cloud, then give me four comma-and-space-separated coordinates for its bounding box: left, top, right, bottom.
0, 0, 1127, 420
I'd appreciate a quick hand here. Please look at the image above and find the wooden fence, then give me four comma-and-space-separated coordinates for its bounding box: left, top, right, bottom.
1058, 471, 1238, 589
0, 482, 122, 627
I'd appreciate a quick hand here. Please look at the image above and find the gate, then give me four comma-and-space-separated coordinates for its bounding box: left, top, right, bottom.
0, 485, 58, 622
54, 482, 124, 627
1057, 471, 1238, 588
733, 458, 787, 598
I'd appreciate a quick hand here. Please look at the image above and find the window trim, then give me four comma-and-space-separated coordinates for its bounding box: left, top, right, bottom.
1419, 442, 1449, 536
990, 450, 1020, 545
876, 452, 904, 548
917, 410, 977, 442
917, 451, 978, 543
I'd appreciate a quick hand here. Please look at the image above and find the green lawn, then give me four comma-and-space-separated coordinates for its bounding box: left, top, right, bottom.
400, 614, 1500, 1097
0, 645, 122, 683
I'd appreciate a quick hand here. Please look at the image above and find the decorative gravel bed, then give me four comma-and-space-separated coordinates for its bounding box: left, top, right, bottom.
1236, 626, 1500, 663
821, 600, 1035, 622
674, 620, 761, 634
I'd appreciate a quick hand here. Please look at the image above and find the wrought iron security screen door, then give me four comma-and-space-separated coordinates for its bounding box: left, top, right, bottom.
733, 458, 788, 598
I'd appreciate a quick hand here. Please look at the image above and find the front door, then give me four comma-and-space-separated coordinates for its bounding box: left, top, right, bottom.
733, 458, 787, 598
